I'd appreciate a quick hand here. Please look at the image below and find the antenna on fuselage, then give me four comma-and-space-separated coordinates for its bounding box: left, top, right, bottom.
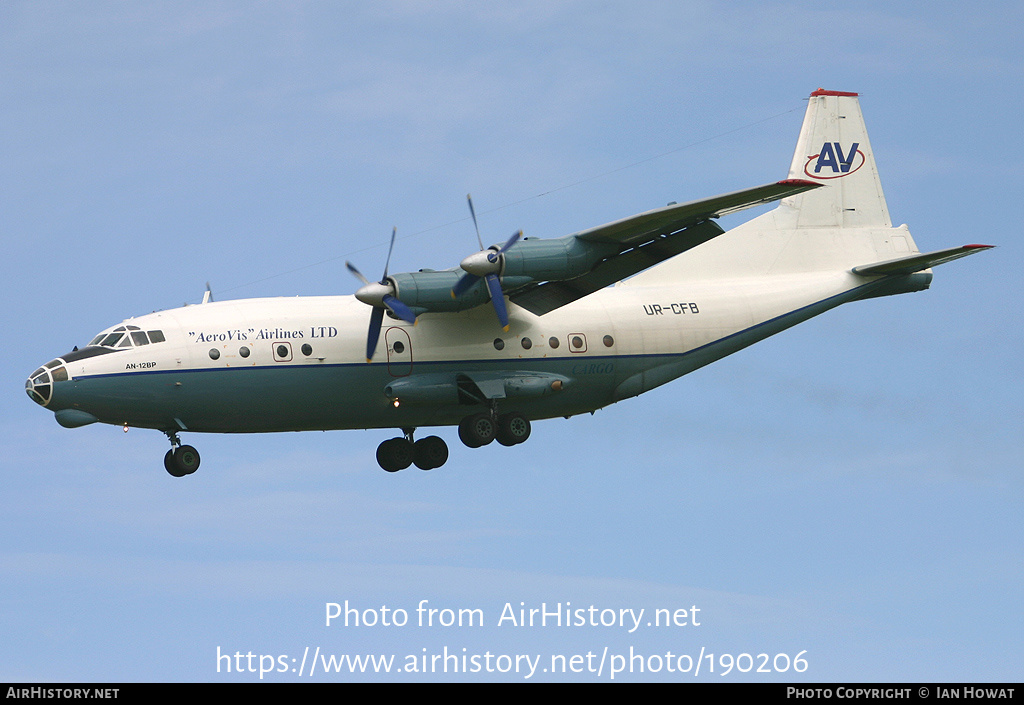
202, 282, 213, 304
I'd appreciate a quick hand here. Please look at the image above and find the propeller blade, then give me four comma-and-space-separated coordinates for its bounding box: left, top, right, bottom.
451, 271, 480, 299
485, 273, 509, 331
381, 226, 397, 281
346, 261, 370, 286
499, 229, 522, 254
382, 294, 417, 324
352, 227, 414, 361
466, 194, 484, 250
366, 306, 385, 361
488, 229, 522, 263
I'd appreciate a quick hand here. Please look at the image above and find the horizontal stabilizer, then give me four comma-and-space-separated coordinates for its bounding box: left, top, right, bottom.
575, 179, 822, 246
852, 245, 994, 277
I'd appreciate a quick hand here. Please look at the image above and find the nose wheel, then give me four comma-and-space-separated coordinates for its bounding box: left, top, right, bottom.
163, 431, 200, 477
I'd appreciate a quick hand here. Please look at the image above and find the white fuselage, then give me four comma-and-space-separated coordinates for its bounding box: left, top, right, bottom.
29, 90, 975, 475
34, 251, 900, 436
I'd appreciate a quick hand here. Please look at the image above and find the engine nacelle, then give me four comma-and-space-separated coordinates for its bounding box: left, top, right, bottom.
388, 236, 618, 314
501, 236, 617, 280
388, 269, 482, 313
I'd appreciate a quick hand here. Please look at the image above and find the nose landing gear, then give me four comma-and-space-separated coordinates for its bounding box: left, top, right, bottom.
163, 431, 200, 477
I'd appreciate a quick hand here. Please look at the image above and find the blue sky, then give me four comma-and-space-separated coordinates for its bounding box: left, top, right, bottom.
2, 1, 1021, 682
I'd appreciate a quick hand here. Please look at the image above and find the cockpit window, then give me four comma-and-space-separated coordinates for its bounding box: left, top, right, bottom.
99, 332, 124, 347
88, 328, 166, 348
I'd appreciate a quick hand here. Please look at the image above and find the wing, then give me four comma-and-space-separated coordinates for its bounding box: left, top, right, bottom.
573, 179, 821, 246
511, 179, 822, 315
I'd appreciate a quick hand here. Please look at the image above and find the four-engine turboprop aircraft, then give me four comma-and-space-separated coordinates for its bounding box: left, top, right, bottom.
26, 90, 991, 476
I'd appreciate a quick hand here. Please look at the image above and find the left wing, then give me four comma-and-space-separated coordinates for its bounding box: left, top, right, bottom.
511, 179, 822, 315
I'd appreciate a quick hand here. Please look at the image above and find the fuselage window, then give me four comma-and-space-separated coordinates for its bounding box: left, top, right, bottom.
493, 338, 505, 351
549, 336, 560, 349
301, 343, 313, 356
521, 337, 532, 350
239, 346, 250, 358
209, 348, 220, 360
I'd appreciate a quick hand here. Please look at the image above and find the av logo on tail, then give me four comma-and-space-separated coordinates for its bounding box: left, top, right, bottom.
804, 142, 864, 179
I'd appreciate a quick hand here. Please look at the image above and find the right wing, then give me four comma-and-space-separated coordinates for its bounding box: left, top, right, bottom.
511, 180, 822, 316
573, 179, 821, 246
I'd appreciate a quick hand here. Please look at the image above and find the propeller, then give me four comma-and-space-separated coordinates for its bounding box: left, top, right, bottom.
346, 227, 417, 361
451, 194, 522, 331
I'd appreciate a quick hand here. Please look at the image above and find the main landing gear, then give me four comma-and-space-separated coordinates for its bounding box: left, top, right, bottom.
375, 411, 531, 473
163, 430, 200, 477
376, 429, 449, 473
458, 411, 531, 448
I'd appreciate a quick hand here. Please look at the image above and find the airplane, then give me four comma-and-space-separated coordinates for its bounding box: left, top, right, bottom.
25, 89, 992, 476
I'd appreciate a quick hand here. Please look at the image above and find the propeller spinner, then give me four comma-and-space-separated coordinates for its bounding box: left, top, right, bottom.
346, 227, 417, 362
451, 194, 521, 331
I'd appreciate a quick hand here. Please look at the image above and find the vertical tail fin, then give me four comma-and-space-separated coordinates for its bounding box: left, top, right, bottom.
629, 89, 926, 284
781, 89, 892, 229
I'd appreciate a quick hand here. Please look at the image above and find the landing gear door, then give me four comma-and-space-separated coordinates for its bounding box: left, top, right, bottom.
385, 327, 412, 377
